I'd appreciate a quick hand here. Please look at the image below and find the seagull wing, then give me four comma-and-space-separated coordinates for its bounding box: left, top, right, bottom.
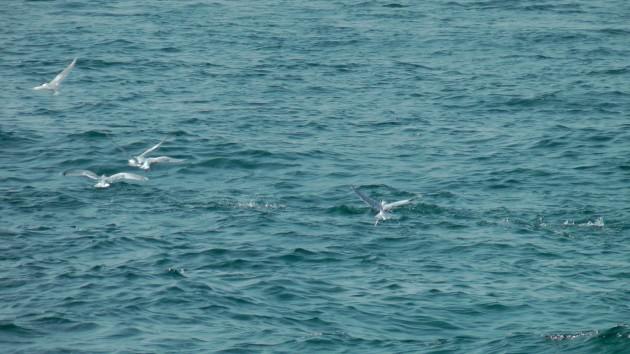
383, 199, 412, 211
139, 139, 165, 158
33, 83, 48, 91
147, 156, 185, 165
107, 173, 148, 183
63, 169, 98, 180
352, 186, 381, 211
49, 58, 77, 87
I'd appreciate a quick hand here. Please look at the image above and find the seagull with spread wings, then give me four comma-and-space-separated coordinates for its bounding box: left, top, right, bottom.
352, 186, 412, 225
33, 58, 77, 95
128, 139, 185, 171
63, 170, 148, 188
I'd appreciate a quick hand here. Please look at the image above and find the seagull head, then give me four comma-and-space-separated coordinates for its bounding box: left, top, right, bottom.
128, 158, 140, 167
33, 83, 49, 91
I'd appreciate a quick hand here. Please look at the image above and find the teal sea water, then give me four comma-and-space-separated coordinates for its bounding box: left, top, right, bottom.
1, 1, 630, 352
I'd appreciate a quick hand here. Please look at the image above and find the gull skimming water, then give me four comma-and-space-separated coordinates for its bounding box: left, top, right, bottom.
63, 170, 148, 188
128, 139, 184, 171
33, 58, 77, 95
352, 186, 412, 225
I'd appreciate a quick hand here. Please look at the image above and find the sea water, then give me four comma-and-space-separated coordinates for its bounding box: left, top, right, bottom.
1, 1, 629, 352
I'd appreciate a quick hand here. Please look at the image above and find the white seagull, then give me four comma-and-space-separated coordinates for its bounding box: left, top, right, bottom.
352, 186, 412, 225
63, 170, 148, 188
33, 58, 77, 95
128, 139, 184, 170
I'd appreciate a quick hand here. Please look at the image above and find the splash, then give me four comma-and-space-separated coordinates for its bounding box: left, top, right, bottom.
581, 217, 604, 228
236, 200, 284, 209
561, 217, 604, 228
546, 329, 599, 341
166, 267, 186, 277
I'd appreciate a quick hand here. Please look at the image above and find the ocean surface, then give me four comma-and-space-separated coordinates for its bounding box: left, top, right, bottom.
1, 0, 629, 353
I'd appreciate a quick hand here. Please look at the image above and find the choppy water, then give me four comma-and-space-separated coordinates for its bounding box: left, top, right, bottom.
2, 1, 630, 353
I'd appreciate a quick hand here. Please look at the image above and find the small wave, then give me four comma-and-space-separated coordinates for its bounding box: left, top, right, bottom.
234, 149, 275, 158
0, 321, 40, 336
180, 247, 257, 261
105, 326, 145, 339
383, 3, 407, 8
394, 61, 434, 70
78, 58, 131, 68
0, 228, 18, 236
189, 157, 298, 171
587, 66, 630, 75
0, 176, 31, 184
503, 91, 561, 108
257, 280, 308, 302
272, 248, 341, 264
33, 314, 77, 328
159, 46, 181, 53
95, 38, 137, 47
326, 204, 361, 216
201, 258, 256, 271
521, 3, 584, 13
74, 101, 121, 112
55, 1, 89, 8
530, 137, 568, 149
0, 130, 37, 147
596, 28, 630, 36
66, 130, 111, 139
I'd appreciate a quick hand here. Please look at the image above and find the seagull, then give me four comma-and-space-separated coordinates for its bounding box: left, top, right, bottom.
33, 58, 77, 95
351, 186, 412, 225
128, 139, 184, 170
63, 170, 148, 188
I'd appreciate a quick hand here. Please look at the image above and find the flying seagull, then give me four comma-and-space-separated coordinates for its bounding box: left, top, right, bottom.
63, 170, 148, 188
33, 58, 77, 95
128, 139, 184, 170
351, 186, 412, 225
